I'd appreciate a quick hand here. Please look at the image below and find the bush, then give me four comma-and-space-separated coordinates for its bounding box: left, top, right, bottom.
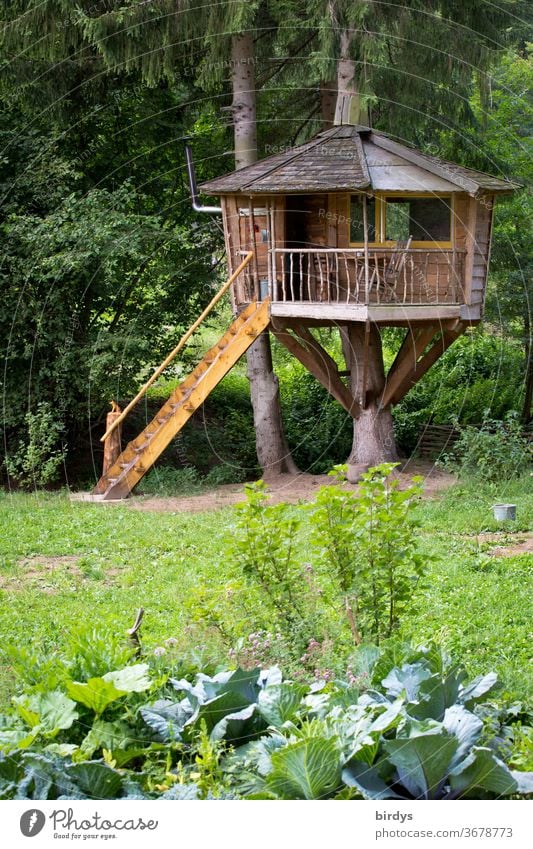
441, 413, 532, 483
214, 464, 425, 669
5, 402, 66, 488
392, 331, 523, 453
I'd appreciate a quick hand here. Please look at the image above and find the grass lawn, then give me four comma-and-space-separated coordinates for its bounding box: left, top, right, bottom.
0, 475, 531, 709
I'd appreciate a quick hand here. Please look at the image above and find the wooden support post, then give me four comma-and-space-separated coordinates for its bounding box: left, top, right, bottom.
382, 323, 467, 408
380, 326, 436, 409
272, 324, 360, 418
103, 402, 122, 475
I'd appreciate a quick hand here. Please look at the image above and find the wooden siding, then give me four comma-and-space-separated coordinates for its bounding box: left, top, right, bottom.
222, 189, 492, 310
471, 195, 494, 310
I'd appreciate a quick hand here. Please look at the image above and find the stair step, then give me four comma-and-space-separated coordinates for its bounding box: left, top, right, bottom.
119, 463, 130, 469
134, 443, 149, 453
184, 404, 195, 412
135, 465, 147, 474
157, 416, 169, 424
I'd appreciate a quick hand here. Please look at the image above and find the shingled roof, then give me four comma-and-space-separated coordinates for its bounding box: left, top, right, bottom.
199, 125, 519, 197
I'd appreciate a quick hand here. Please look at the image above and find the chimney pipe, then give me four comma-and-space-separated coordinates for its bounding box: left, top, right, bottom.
184, 140, 222, 215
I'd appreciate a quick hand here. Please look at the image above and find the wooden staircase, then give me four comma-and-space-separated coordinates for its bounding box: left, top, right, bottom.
93, 299, 270, 500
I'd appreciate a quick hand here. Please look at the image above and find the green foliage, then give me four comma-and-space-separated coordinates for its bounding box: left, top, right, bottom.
139, 467, 202, 496
278, 359, 352, 473
392, 332, 524, 453
308, 464, 425, 644
5, 403, 65, 488
0, 638, 530, 800
227, 481, 310, 640
441, 413, 532, 483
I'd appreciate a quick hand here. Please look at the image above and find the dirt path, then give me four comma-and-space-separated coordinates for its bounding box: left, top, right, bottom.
88, 460, 456, 514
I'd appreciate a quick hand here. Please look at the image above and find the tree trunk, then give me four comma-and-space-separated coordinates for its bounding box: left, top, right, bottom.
334, 31, 368, 126
231, 33, 297, 475
333, 31, 395, 479
521, 309, 532, 424
320, 79, 337, 129
342, 323, 398, 482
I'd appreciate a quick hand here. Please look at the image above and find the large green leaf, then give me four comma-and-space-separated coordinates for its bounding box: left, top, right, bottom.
140, 700, 191, 742
37, 691, 78, 734
382, 663, 432, 701
66, 761, 124, 799
67, 678, 126, 716
12, 697, 40, 729
442, 705, 483, 764
449, 747, 518, 797
185, 690, 254, 737
258, 684, 306, 727
342, 760, 403, 800
511, 771, 533, 794
384, 729, 459, 799
341, 701, 404, 763
210, 703, 258, 743
459, 673, 499, 707
265, 737, 342, 800
102, 664, 151, 693
80, 719, 138, 757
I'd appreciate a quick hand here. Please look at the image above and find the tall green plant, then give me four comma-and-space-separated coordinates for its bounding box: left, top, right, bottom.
226, 481, 310, 640
309, 464, 424, 644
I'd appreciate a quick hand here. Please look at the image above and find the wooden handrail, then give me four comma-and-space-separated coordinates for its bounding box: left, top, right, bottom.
100, 251, 254, 442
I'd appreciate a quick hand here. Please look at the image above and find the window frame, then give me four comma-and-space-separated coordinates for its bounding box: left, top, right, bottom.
348, 191, 454, 249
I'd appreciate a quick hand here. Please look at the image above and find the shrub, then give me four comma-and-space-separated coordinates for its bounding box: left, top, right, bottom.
5, 402, 66, 488
219, 465, 426, 667
308, 464, 425, 645
441, 413, 532, 483
392, 331, 523, 453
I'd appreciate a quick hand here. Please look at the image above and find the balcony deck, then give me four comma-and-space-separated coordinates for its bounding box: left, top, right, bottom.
235, 247, 480, 324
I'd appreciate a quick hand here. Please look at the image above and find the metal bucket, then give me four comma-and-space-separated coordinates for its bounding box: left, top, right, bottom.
492, 503, 517, 521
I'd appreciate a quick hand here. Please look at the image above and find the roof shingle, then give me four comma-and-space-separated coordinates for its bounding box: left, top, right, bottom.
199, 125, 519, 196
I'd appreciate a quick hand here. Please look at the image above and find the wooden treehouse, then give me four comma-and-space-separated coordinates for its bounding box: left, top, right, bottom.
93, 125, 517, 499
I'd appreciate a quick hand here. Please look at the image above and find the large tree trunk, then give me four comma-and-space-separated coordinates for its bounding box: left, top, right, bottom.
320, 79, 337, 129
334, 31, 368, 126
342, 324, 398, 482
333, 31, 396, 478
231, 33, 297, 475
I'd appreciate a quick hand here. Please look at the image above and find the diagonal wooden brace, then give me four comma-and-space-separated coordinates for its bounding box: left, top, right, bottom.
272, 324, 360, 418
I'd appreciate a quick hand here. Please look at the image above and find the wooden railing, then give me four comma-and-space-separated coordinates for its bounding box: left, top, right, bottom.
264, 248, 466, 306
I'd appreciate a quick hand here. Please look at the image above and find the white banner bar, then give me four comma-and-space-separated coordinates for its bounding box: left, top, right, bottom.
2, 799, 530, 849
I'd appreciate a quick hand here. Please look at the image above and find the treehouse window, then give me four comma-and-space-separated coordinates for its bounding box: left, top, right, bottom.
383, 196, 452, 244
349, 194, 453, 247
350, 195, 377, 243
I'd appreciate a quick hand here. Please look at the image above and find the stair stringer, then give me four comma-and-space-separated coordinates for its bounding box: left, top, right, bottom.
93, 299, 270, 500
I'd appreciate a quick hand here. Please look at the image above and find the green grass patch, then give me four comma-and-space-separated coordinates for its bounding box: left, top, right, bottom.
0, 476, 531, 710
